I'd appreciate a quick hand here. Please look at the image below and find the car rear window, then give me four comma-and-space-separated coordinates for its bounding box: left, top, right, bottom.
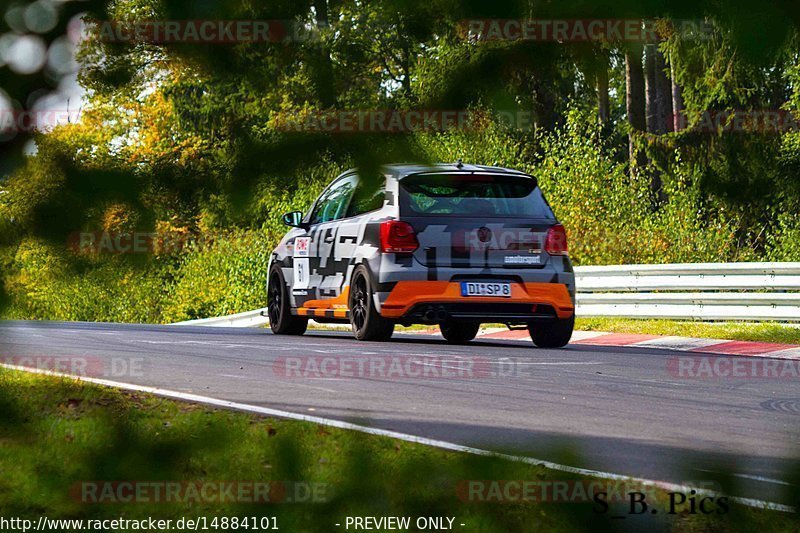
399, 173, 555, 218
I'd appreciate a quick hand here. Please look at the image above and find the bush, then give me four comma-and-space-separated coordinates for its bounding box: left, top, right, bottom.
3, 238, 172, 323
767, 214, 800, 261
161, 231, 271, 322
247, 161, 339, 241
2, 231, 272, 324
418, 107, 746, 265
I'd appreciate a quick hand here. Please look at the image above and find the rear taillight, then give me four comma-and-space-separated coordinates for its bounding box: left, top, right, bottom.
544, 224, 568, 256
380, 220, 419, 254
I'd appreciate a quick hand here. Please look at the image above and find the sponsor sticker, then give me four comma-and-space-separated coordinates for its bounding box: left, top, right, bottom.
504, 255, 541, 265
293, 236, 311, 290
294, 237, 310, 257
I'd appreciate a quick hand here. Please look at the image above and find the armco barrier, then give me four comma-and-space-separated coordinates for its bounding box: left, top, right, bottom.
574, 262, 800, 321
172, 308, 269, 327
174, 262, 800, 326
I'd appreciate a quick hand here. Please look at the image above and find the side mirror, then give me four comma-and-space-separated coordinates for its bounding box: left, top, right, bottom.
282, 211, 306, 228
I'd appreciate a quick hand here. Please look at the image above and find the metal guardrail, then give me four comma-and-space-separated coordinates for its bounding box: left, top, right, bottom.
575, 262, 800, 321
172, 308, 269, 327
174, 262, 800, 326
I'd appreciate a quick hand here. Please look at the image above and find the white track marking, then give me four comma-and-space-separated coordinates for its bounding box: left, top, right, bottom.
729, 474, 794, 487
254, 376, 339, 393
697, 469, 795, 486
0, 362, 793, 513
504, 361, 604, 366
135, 339, 298, 352
569, 331, 611, 342
630, 336, 725, 351
759, 347, 800, 360
138, 340, 250, 348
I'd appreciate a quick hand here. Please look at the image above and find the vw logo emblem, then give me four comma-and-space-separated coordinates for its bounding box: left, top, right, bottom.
477, 227, 492, 243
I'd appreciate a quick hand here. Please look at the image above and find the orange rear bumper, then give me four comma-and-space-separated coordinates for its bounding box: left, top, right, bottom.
380, 281, 574, 319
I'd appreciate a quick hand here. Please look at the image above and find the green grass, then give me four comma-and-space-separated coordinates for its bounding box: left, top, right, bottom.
0, 368, 797, 531
576, 318, 800, 345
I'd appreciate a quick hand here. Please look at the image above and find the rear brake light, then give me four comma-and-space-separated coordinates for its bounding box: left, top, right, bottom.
380, 220, 419, 254
544, 224, 568, 255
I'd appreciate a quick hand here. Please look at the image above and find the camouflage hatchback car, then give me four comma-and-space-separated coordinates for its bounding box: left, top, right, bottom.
267, 163, 575, 347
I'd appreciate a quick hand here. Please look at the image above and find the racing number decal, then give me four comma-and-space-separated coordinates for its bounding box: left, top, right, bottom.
293, 237, 310, 290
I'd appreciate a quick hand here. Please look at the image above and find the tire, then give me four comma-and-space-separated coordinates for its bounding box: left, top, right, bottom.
439, 321, 480, 344
268, 268, 308, 335
349, 265, 394, 341
528, 315, 574, 348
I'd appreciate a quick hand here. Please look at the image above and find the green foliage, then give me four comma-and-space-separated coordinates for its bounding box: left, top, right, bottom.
246, 161, 341, 239
161, 231, 271, 322
767, 214, 800, 261
656, 24, 800, 255
418, 107, 746, 266
2, 231, 271, 324
3, 238, 172, 323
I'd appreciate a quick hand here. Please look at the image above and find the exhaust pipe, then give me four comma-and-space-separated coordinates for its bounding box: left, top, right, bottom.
423, 307, 437, 322
436, 308, 448, 322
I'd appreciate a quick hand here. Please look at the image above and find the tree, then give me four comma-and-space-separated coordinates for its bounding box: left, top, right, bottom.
645, 43, 658, 133
626, 43, 646, 178
654, 48, 673, 133
669, 56, 684, 131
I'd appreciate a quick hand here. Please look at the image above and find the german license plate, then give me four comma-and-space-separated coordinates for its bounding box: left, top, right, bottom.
460, 282, 511, 297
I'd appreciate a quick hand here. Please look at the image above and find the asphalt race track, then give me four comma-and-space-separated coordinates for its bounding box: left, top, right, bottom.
1, 320, 798, 506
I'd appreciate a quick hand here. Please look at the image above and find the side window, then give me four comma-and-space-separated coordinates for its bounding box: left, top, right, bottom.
310, 175, 357, 225
346, 175, 386, 218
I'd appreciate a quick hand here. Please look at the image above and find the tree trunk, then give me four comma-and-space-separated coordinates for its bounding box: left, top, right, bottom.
655, 49, 673, 133
626, 44, 646, 178
313, 0, 336, 108
643, 45, 669, 205
597, 54, 610, 127
626, 45, 646, 132
531, 69, 558, 131
670, 58, 685, 131
400, 40, 413, 101
646, 47, 671, 205
644, 44, 658, 133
